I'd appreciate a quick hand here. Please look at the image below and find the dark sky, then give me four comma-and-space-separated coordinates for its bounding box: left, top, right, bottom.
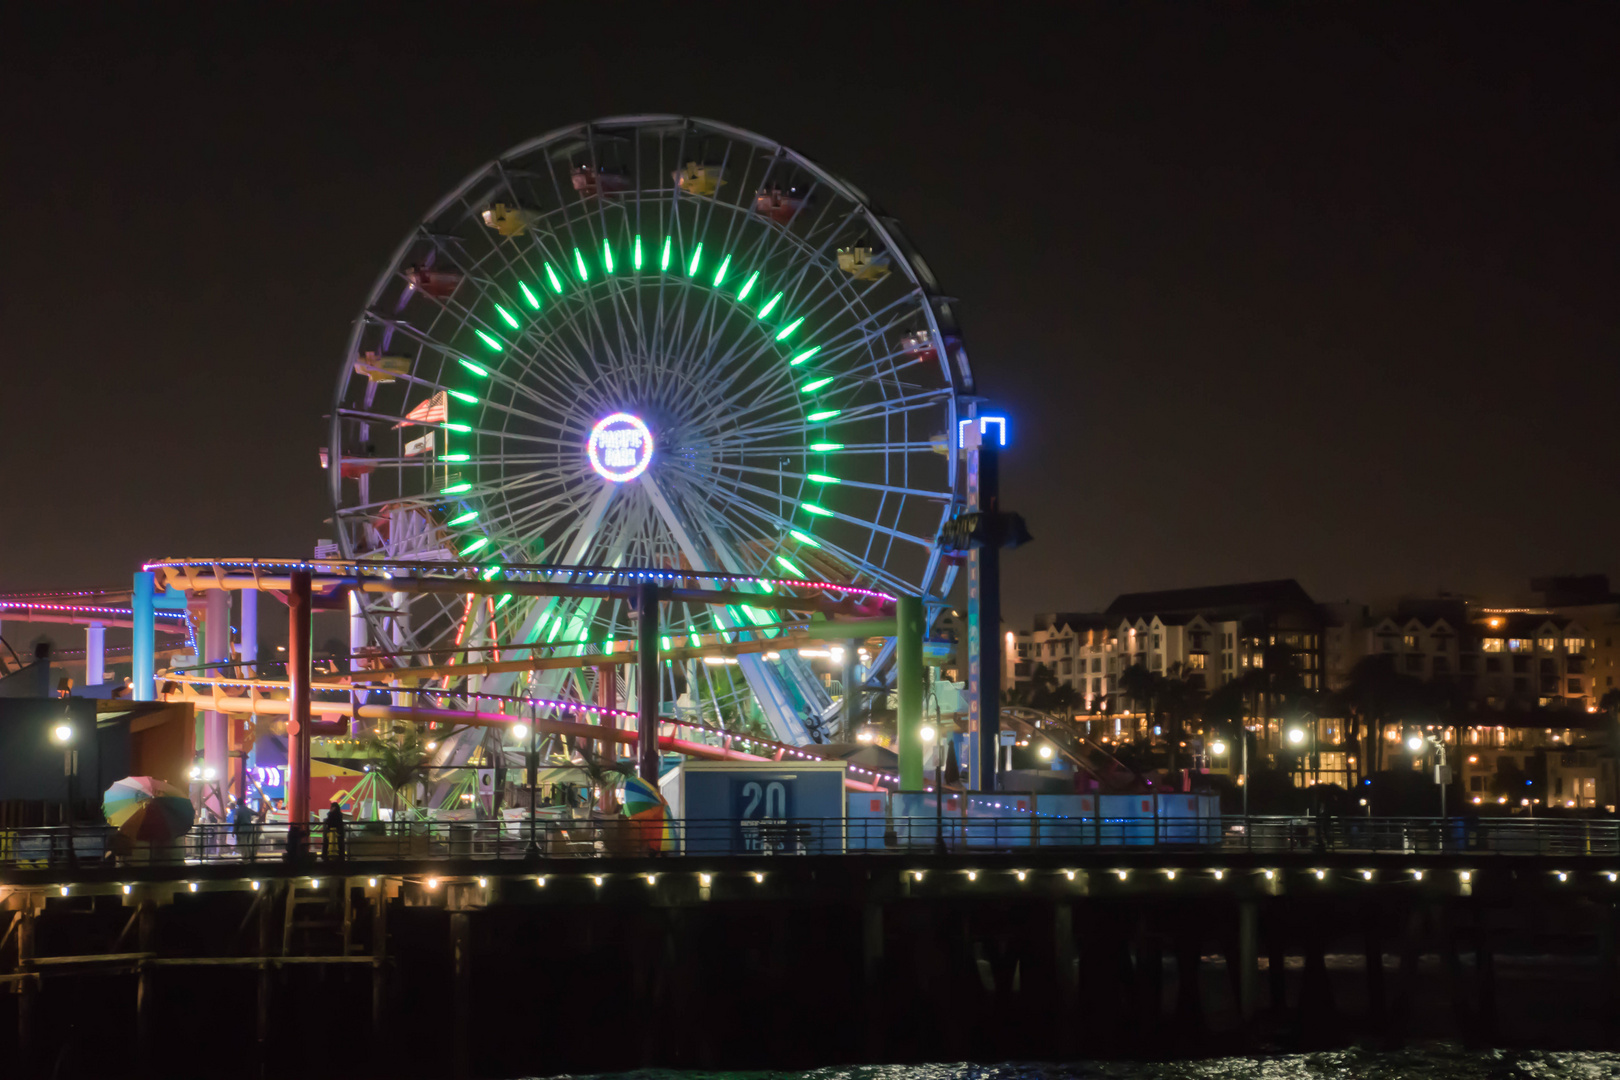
4, 4, 1616, 623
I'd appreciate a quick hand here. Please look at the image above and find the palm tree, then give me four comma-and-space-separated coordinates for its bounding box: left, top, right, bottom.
1336, 654, 1433, 777
1157, 662, 1206, 779
363, 722, 435, 820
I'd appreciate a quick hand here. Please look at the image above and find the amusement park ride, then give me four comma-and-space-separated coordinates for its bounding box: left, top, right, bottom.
4, 116, 1031, 827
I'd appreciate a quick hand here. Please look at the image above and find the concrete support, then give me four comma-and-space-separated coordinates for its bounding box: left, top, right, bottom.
1238, 900, 1259, 1022
1267, 916, 1287, 1013
17, 908, 36, 1067
373, 882, 390, 1058
136, 900, 156, 1063
1054, 903, 1079, 1055
257, 885, 275, 1064
635, 580, 660, 784
85, 621, 106, 687
862, 903, 884, 1058
897, 594, 925, 790
287, 570, 313, 831
1364, 919, 1386, 1028
132, 571, 155, 701
451, 910, 472, 1080
205, 586, 230, 790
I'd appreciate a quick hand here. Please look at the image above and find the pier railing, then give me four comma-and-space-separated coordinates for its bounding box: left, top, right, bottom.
2, 815, 1617, 870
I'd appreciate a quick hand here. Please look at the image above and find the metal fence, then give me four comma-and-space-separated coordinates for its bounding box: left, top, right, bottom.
1, 815, 1616, 870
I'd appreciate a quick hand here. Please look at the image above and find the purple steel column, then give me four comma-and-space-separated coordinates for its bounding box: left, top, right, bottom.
635, 579, 661, 784
85, 622, 106, 687
287, 570, 313, 830
205, 586, 230, 787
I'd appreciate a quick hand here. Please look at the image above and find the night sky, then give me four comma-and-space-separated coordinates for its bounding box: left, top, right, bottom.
5, 5, 1616, 624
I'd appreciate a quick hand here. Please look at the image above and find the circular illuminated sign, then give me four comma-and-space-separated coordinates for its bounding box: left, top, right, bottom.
587, 412, 654, 482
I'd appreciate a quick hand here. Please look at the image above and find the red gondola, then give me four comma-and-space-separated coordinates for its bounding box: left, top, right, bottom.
404, 265, 463, 298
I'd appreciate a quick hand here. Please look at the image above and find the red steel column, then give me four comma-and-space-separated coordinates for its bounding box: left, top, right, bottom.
287, 569, 313, 829
635, 580, 661, 784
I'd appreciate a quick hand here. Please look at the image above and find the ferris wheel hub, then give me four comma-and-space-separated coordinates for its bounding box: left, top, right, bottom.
586, 412, 655, 483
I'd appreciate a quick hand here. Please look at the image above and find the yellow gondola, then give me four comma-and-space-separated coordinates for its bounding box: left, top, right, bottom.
673, 162, 725, 197
481, 202, 537, 237
837, 246, 892, 281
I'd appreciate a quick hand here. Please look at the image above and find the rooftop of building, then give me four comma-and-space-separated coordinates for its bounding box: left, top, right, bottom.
1104, 579, 1317, 622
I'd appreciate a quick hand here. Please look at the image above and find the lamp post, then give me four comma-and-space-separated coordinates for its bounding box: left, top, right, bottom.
516, 720, 538, 858
1407, 733, 1449, 820
1286, 723, 1317, 814
51, 721, 77, 863
921, 722, 945, 854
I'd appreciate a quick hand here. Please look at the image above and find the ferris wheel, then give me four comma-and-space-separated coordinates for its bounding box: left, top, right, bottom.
329, 116, 975, 745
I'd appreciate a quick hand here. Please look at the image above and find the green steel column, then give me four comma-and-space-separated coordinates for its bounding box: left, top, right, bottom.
897, 595, 925, 790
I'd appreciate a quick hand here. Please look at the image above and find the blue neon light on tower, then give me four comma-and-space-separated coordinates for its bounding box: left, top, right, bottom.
132, 571, 155, 701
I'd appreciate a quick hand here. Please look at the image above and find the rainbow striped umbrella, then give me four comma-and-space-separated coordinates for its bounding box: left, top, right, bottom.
620, 775, 669, 852
103, 776, 195, 842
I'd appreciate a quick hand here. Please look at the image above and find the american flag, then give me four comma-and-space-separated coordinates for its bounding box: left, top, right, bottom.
394, 391, 447, 428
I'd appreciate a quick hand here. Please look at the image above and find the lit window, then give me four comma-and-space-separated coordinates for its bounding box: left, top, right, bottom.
1538, 637, 1557, 653
1482, 638, 1505, 653
1508, 639, 1532, 653
1564, 638, 1585, 653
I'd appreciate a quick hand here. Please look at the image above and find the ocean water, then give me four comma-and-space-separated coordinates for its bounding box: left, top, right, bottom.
539, 1047, 1620, 1080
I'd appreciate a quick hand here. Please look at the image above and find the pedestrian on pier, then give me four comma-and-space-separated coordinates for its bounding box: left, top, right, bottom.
322, 801, 346, 861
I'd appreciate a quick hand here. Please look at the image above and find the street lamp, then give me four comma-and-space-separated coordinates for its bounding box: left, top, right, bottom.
1407, 732, 1450, 820
1038, 743, 1054, 761
1209, 732, 1249, 818
517, 716, 539, 858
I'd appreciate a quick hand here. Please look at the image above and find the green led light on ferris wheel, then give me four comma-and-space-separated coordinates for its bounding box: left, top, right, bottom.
807, 409, 841, 422
495, 304, 520, 330
660, 237, 673, 272
442, 422, 471, 433
602, 240, 614, 274
574, 247, 590, 281
789, 530, 821, 548
712, 253, 731, 287
774, 317, 805, 341
633, 235, 643, 271
809, 442, 844, 452
458, 358, 489, 377
441, 482, 473, 495
448, 390, 477, 404
660, 635, 672, 652
774, 555, 805, 578
482, 565, 502, 580
688, 242, 703, 277
459, 537, 489, 556
788, 346, 821, 366
447, 510, 479, 525
738, 270, 759, 300
807, 473, 841, 484
800, 503, 834, 517
495, 593, 513, 610
689, 631, 702, 648
545, 264, 564, 294
475, 330, 504, 352
758, 291, 783, 319
546, 620, 563, 642
441, 453, 470, 463
801, 377, 833, 394
518, 282, 541, 310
